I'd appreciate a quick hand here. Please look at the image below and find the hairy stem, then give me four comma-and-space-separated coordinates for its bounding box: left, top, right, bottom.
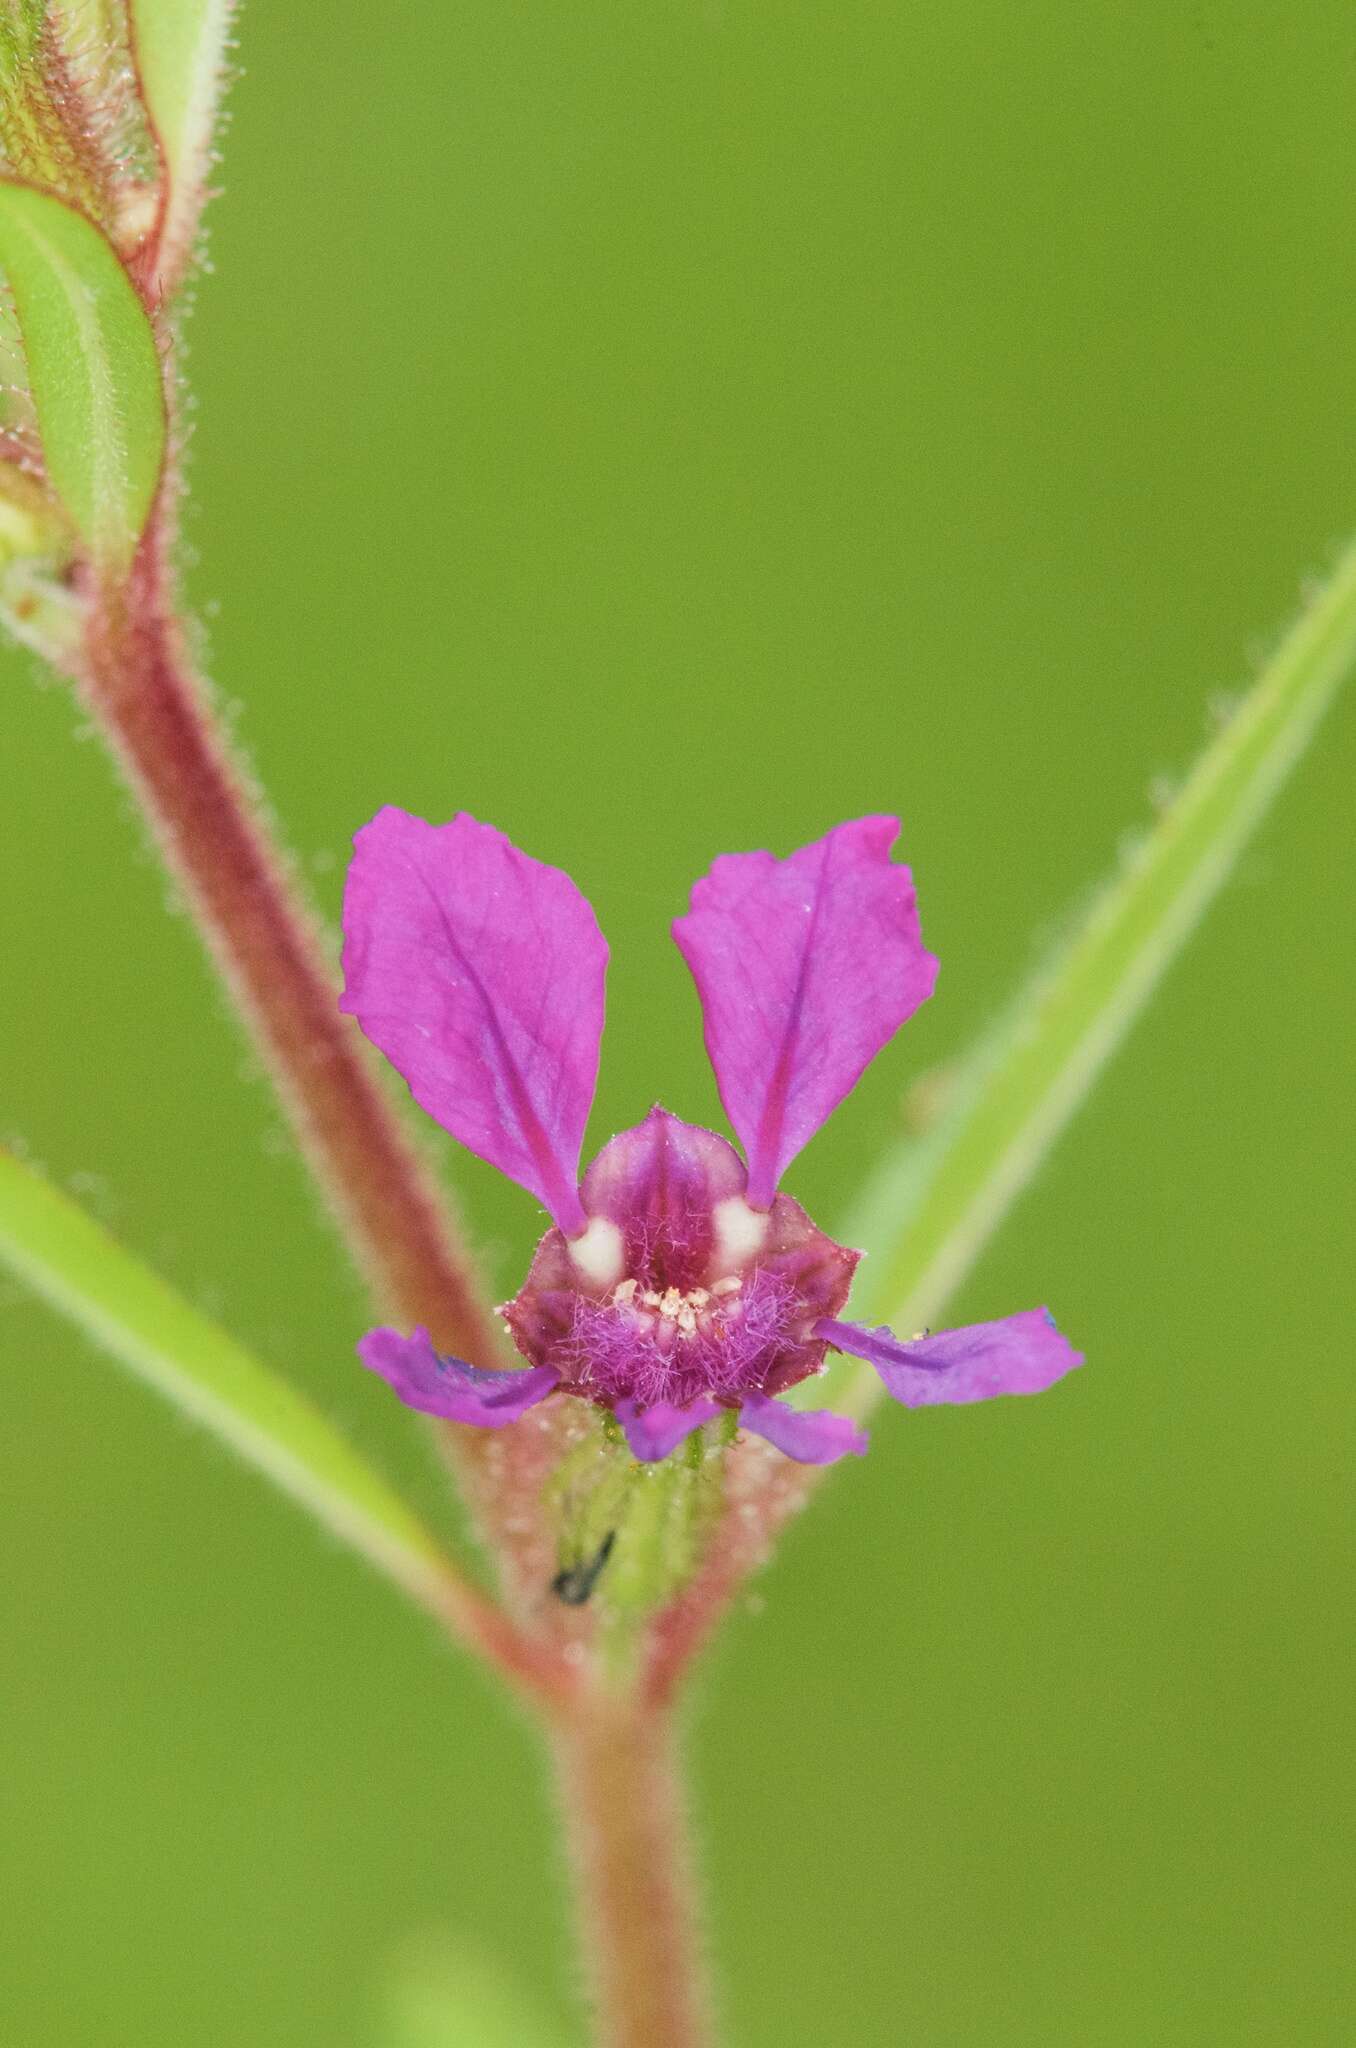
76, 534, 499, 1364
553, 1693, 713, 2048
71, 515, 593, 1632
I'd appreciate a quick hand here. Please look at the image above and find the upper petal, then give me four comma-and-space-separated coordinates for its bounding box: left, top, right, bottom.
737, 1390, 869, 1464
340, 807, 606, 1232
816, 1309, 1082, 1408
358, 1325, 559, 1424
673, 817, 938, 1207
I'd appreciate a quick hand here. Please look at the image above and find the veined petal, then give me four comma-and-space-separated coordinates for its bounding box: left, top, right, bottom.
359, 1325, 559, 1424
614, 1397, 721, 1462
673, 817, 938, 1207
816, 1308, 1082, 1408
340, 807, 606, 1233
738, 1389, 869, 1464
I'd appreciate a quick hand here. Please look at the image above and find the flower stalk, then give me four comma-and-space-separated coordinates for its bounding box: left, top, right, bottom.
553, 1692, 713, 2048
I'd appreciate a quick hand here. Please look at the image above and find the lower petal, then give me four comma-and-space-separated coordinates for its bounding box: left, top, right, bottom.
815, 1308, 1082, 1408
738, 1389, 869, 1463
614, 1397, 722, 1462
359, 1325, 559, 1424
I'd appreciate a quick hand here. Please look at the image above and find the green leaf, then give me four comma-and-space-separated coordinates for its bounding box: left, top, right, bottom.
130, 0, 235, 291
0, 1144, 470, 1621
0, 180, 165, 568
1, 2, 154, 244
807, 539, 1356, 1422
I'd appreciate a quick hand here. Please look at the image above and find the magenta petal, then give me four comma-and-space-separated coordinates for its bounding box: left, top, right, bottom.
359, 1325, 558, 1424
581, 1107, 749, 1290
673, 817, 938, 1207
614, 1397, 722, 1462
816, 1309, 1083, 1409
340, 807, 606, 1233
738, 1389, 869, 1464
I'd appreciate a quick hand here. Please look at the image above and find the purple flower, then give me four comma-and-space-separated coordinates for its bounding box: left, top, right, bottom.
342, 810, 1082, 1466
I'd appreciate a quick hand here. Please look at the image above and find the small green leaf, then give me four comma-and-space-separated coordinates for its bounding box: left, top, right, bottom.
0, 1145, 468, 1621
1, 3, 158, 245
807, 538, 1356, 1421
0, 180, 165, 568
130, 0, 235, 292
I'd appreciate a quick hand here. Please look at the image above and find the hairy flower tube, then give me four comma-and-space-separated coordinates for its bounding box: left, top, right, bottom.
341, 810, 1081, 1467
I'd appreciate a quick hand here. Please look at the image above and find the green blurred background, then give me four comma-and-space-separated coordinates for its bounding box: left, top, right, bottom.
3, 4, 1354, 2042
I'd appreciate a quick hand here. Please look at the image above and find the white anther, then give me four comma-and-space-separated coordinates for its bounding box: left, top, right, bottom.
568, 1215, 625, 1289
710, 1276, 742, 1298
713, 1195, 769, 1269
610, 1278, 718, 1339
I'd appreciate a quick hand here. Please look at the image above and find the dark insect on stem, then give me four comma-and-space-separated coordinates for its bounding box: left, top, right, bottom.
552, 1530, 617, 1606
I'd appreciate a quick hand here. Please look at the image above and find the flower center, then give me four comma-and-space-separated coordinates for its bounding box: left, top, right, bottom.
611, 1274, 742, 1340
